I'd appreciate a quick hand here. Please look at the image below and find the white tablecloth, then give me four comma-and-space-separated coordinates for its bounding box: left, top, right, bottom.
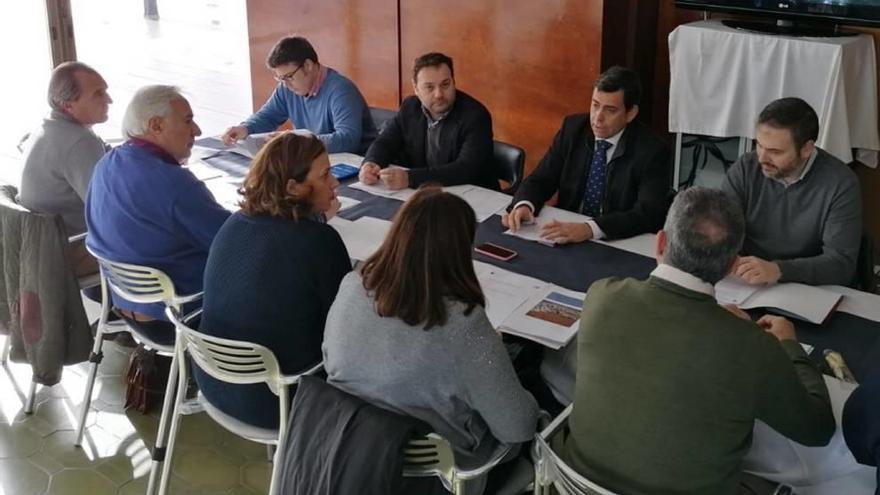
669, 20, 880, 167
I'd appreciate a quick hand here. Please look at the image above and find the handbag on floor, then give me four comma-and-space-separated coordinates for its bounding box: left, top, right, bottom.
123, 344, 171, 414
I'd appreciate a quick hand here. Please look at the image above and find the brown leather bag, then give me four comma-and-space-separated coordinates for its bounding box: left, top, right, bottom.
123, 344, 171, 414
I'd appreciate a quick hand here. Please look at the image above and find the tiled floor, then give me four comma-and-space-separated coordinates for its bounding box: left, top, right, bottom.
1, 294, 273, 495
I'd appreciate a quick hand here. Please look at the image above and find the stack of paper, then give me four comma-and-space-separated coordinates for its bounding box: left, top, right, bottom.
503, 205, 593, 246
328, 216, 392, 261
349, 180, 417, 201
715, 277, 843, 324
473, 261, 546, 329
473, 261, 583, 348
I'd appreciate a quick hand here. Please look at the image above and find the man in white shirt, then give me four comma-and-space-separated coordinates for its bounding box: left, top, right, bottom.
503, 66, 672, 243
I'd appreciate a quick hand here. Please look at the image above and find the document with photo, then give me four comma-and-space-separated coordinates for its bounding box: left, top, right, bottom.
499, 285, 585, 349
473, 261, 546, 328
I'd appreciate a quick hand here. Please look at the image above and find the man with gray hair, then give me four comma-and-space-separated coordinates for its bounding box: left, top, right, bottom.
562, 187, 834, 494
19, 61, 111, 274
86, 85, 229, 342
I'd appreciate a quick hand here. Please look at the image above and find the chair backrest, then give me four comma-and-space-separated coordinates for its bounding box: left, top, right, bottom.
532, 405, 622, 495
177, 323, 286, 394
370, 107, 397, 134
88, 250, 178, 307
493, 140, 525, 194
402, 433, 457, 491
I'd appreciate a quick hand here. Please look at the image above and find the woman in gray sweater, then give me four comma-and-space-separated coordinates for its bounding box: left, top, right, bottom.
323, 187, 538, 492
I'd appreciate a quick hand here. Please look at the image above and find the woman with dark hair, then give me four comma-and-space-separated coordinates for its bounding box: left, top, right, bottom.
197, 132, 351, 428
323, 187, 538, 493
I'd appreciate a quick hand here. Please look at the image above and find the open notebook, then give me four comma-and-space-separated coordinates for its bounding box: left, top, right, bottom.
715, 276, 843, 324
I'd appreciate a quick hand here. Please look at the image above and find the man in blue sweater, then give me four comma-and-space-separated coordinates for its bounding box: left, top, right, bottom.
86, 85, 230, 342
221, 36, 376, 154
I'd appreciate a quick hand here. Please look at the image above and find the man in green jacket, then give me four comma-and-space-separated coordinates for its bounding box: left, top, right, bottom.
564, 187, 835, 495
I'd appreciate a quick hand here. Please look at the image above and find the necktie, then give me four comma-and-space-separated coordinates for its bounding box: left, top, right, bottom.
581, 139, 612, 217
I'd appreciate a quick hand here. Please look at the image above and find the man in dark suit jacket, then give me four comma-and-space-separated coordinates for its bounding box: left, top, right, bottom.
504, 66, 671, 243
359, 52, 496, 190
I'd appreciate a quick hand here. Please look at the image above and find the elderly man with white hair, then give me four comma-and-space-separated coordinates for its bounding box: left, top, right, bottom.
85, 85, 229, 343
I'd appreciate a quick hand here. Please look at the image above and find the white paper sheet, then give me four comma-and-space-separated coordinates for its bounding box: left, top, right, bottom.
348, 166, 417, 201
473, 261, 546, 329
328, 216, 391, 261
739, 283, 842, 325
715, 276, 762, 306
445, 185, 511, 223
337, 196, 360, 212
503, 205, 593, 246
329, 153, 364, 167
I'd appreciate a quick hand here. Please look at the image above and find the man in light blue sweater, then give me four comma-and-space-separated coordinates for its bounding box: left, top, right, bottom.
222, 36, 376, 154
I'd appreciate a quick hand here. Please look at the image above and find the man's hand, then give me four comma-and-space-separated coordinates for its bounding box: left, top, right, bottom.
502, 205, 534, 232
359, 162, 381, 185
722, 304, 751, 321
379, 167, 409, 190
541, 221, 592, 245
221, 125, 249, 146
734, 256, 781, 285
757, 315, 797, 342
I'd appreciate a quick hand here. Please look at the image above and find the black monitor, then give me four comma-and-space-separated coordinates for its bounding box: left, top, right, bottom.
676, 1, 880, 32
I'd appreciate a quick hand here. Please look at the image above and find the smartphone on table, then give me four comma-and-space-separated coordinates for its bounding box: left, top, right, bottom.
474, 242, 517, 261
330, 163, 360, 180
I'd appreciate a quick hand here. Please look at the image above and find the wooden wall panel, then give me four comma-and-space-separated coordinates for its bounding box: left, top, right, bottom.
601, 0, 661, 125
245, 0, 399, 114
399, 0, 604, 175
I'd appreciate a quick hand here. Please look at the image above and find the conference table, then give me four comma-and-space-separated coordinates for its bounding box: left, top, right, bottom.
192, 140, 878, 494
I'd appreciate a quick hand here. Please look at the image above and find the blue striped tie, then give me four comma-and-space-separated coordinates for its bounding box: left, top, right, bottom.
582, 140, 611, 217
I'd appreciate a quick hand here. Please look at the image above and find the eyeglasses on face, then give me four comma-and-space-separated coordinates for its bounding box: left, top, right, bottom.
274, 64, 304, 83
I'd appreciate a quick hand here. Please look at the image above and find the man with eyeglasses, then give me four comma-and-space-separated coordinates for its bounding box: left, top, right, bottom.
359, 52, 496, 190
503, 66, 672, 244
222, 36, 376, 154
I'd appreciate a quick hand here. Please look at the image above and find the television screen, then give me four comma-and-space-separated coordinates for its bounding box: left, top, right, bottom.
676, 0, 880, 28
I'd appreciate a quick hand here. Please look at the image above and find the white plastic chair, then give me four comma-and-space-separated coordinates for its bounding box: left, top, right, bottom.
78, 248, 202, 495
403, 432, 513, 494
162, 309, 322, 495
531, 405, 622, 495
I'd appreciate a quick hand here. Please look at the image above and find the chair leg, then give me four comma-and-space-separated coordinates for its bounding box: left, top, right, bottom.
268, 442, 284, 495
23, 380, 38, 414
147, 353, 180, 495
75, 332, 106, 446
1, 336, 10, 365
266, 444, 274, 462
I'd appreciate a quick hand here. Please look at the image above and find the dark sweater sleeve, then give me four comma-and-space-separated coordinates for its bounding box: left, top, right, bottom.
776, 172, 861, 286
363, 111, 406, 167
455, 309, 538, 444
510, 119, 569, 214
595, 143, 672, 239
720, 155, 747, 208
755, 337, 835, 447
407, 107, 494, 188
314, 226, 353, 315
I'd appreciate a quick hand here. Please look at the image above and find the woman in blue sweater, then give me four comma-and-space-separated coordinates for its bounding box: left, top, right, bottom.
196, 132, 351, 429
